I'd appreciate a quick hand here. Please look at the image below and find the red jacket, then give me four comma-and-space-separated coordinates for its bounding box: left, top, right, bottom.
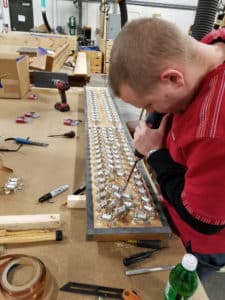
165, 28, 225, 254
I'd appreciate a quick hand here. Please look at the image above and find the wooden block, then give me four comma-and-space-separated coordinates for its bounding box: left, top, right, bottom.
67, 195, 86, 209
0, 229, 63, 244
46, 42, 70, 72
80, 50, 102, 71
0, 214, 61, 230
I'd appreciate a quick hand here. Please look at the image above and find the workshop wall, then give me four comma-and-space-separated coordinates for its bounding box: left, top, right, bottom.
0, 0, 198, 42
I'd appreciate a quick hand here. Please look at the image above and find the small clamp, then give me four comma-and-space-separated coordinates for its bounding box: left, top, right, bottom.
15, 116, 30, 124
24, 112, 40, 119
27, 94, 39, 100
64, 119, 82, 126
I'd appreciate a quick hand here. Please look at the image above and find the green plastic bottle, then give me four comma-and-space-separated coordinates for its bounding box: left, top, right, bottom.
164, 253, 198, 300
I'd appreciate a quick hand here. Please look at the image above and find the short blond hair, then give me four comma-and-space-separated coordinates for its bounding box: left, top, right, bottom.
109, 18, 195, 96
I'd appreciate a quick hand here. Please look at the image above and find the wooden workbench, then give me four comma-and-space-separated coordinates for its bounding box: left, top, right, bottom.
0, 87, 208, 300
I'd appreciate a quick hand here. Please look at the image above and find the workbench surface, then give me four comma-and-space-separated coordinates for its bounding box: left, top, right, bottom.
0, 87, 208, 300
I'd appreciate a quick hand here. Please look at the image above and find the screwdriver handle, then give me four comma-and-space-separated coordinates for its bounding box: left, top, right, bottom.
134, 112, 165, 159
15, 137, 32, 144
135, 240, 163, 249
123, 251, 155, 266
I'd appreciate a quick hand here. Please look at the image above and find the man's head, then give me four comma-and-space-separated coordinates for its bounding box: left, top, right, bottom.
109, 18, 198, 113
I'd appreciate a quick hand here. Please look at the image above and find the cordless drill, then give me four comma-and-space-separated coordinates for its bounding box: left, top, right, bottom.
52, 79, 70, 112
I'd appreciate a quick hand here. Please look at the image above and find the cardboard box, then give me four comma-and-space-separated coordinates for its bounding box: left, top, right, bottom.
0, 54, 29, 98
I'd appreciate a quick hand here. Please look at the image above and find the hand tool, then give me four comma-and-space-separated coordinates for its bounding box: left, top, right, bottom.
123, 249, 159, 266
125, 265, 175, 276
38, 184, 69, 202
64, 118, 82, 126
52, 79, 70, 112
73, 184, 86, 195
126, 239, 164, 249
123, 112, 165, 192
4, 137, 48, 147
60, 281, 141, 299
48, 130, 75, 138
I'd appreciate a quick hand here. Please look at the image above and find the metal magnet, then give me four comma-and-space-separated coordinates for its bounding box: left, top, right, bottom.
97, 184, 105, 192
95, 164, 103, 171
111, 184, 120, 191
121, 193, 132, 200
104, 170, 111, 176
116, 171, 125, 177
95, 171, 104, 177
141, 196, 150, 203
96, 200, 108, 210
98, 213, 112, 221
134, 212, 148, 221
96, 178, 105, 184
113, 192, 121, 199
138, 188, 146, 195
96, 191, 107, 201
108, 199, 116, 209
124, 201, 134, 209
134, 174, 142, 180
144, 205, 154, 212
113, 206, 126, 218
135, 180, 143, 187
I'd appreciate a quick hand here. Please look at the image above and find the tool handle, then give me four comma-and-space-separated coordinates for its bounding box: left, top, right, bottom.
134, 112, 165, 159
135, 240, 162, 249
122, 289, 141, 300
15, 137, 32, 144
123, 251, 153, 266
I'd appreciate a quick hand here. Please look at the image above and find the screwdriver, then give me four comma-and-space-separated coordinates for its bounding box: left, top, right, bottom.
48, 130, 75, 138
123, 249, 159, 266
123, 112, 165, 192
126, 239, 164, 249
5, 137, 48, 147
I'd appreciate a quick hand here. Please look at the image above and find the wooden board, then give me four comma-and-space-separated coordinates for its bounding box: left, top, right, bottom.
84, 87, 171, 241
0, 32, 77, 52
0, 32, 73, 72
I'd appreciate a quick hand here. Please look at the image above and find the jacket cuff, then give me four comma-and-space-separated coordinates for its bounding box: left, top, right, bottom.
147, 148, 174, 175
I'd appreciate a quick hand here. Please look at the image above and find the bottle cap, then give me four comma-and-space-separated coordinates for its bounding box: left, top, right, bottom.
182, 254, 198, 271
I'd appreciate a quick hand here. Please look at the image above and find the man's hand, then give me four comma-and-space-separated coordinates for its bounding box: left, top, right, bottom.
133, 114, 170, 156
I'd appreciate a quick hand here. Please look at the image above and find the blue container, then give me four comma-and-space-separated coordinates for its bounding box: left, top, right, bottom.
79, 46, 99, 51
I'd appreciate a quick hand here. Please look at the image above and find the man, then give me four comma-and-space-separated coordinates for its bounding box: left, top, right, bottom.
109, 17, 225, 280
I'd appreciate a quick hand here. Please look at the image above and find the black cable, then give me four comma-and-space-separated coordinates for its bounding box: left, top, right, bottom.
42, 11, 52, 33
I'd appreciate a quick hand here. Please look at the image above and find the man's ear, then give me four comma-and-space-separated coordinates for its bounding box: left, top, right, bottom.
160, 69, 184, 87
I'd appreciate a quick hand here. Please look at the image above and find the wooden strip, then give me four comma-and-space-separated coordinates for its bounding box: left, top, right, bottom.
0, 230, 62, 244
0, 214, 60, 230
74, 52, 89, 75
